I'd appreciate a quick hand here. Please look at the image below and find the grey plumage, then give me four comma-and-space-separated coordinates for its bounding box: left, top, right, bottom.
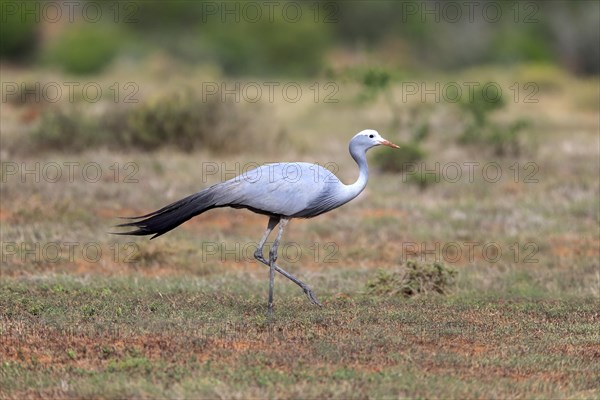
116, 162, 348, 236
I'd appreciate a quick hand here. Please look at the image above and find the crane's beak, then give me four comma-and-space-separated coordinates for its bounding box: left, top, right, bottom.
380, 138, 400, 149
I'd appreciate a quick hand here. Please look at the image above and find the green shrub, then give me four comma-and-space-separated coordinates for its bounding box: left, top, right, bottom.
487, 120, 530, 157
204, 9, 331, 77
458, 83, 529, 157
125, 90, 210, 150
0, 0, 39, 59
30, 88, 261, 153
125, 89, 258, 153
46, 24, 122, 74
490, 27, 553, 65
406, 171, 439, 190
31, 106, 103, 152
459, 83, 505, 127
460, 118, 529, 157
352, 67, 411, 129
366, 261, 457, 298
358, 68, 393, 102
372, 141, 425, 173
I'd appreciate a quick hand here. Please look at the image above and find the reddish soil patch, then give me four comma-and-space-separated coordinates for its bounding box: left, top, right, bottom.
1, 328, 212, 369
360, 208, 406, 218
0, 323, 303, 372
439, 336, 494, 357
0, 208, 11, 221
96, 208, 142, 219
549, 235, 599, 259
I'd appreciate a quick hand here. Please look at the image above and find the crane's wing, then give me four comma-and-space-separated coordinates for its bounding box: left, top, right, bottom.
115, 162, 348, 238
216, 162, 346, 217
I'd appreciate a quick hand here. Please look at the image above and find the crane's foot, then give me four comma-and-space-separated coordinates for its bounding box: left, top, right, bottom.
302, 285, 323, 307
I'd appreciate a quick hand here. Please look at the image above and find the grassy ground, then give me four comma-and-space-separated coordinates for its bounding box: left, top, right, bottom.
1, 278, 598, 398
1, 65, 599, 398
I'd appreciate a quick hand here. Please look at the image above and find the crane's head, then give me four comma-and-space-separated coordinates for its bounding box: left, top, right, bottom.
352, 129, 400, 150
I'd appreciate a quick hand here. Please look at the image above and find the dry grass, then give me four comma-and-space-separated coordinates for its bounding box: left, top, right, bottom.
1, 65, 599, 398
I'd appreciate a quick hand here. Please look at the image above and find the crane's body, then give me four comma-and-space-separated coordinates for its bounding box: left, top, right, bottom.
116, 129, 399, 313
221, 161, 356, 218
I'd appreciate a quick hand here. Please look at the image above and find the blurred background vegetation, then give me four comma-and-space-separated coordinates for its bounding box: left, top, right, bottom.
1, 0, 598, 159
2, 0, 598, 76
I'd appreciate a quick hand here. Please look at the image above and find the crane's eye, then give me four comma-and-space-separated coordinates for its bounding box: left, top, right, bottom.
369, 134, 374, 138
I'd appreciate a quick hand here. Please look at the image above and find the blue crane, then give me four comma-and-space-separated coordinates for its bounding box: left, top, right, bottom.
115, 129, 399, 313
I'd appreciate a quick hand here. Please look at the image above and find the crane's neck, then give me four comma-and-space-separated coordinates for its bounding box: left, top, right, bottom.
343, 144, 370, 201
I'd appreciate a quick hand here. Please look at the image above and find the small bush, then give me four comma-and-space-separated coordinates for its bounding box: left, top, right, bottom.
458, 83, 530, 157
366, 261, 457, 297
45, 24, 122, 74
204, 10, 330, 76
487, 119, 530, 157
405, 171, 439, 190
31, 107, 103, 152
126, 89, 256, 153
358, 68, 393, 102
0, 0, 39, 59
459, 83, 505, 127
460, 118, 529, 157
372, 141, 426, 173
30, 88, 262, 153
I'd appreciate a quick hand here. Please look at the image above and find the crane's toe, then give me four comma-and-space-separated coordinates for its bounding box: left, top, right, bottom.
303, 286, 323, 307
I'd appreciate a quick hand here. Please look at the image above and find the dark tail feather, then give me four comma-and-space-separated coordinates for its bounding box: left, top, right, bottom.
113, 190, 216, 239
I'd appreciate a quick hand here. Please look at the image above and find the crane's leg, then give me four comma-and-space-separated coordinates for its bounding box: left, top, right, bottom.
266, 217, 288, 314
254, 218, 323, 308
255, 216, 280, 255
